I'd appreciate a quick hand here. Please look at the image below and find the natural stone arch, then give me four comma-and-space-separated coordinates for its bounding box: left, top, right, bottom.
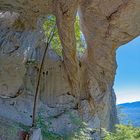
0, 0, 140, 139
78, 0, 140, 130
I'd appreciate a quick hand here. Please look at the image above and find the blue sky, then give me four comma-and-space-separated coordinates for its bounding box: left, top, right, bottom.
114, 36, 140, 104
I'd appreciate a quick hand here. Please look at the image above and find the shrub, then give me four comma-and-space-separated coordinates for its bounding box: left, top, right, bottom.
103, 124, 140, 140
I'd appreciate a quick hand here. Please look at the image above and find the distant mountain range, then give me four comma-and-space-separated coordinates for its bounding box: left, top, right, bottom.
117, 101, 140, 127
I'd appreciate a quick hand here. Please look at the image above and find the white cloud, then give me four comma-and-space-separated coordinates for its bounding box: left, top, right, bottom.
115, 88, 140, 104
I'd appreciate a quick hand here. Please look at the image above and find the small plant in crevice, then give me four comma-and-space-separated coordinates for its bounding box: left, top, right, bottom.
0, 125, 18, 138
18, 123, 30, 133
34, 112, 63, 140
64, 111, 95, 140
0, 121, 31, 140
25, 59, 37, 66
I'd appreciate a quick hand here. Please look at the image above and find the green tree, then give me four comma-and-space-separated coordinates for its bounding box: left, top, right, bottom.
104, 124, 140, 140
74, 15, 86, 56
43, 15, 62, 56
43, 15, 86, 57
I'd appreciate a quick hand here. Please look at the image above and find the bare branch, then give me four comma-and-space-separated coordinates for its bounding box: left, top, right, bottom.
31, 24, 56, 127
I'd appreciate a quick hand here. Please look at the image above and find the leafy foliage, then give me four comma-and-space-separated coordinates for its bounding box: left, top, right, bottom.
33, 110, 94, 140
35, 111, 63, 140
43, 15, 62, 56
43, 15, 86, 56
64, 112, 94, 140
103, 124, 140, 140
74, 16, 86, 56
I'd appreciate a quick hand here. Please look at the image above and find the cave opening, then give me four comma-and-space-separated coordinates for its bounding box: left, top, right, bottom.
114, 36, 140, 126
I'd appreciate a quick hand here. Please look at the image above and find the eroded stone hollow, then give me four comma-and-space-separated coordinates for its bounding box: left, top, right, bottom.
0, 0, 140, 139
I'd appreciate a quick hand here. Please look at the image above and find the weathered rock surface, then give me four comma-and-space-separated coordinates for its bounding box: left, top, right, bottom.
29, 128, 42, 140
0, 0, 140, 139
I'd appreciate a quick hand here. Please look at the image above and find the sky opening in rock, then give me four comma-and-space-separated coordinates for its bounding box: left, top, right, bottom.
114, 36, 140, 104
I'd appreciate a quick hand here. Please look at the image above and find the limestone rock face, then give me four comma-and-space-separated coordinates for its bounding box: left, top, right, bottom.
0, 0, 140, 139
29, 128, 42, 140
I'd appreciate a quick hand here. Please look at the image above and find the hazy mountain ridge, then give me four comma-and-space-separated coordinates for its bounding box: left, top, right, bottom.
118, 101, 140, 127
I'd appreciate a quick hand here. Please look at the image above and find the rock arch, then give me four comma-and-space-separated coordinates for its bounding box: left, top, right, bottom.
0, 0, 140, 139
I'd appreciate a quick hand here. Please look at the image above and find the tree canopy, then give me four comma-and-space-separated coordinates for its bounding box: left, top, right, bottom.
43, 15, 86, 57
